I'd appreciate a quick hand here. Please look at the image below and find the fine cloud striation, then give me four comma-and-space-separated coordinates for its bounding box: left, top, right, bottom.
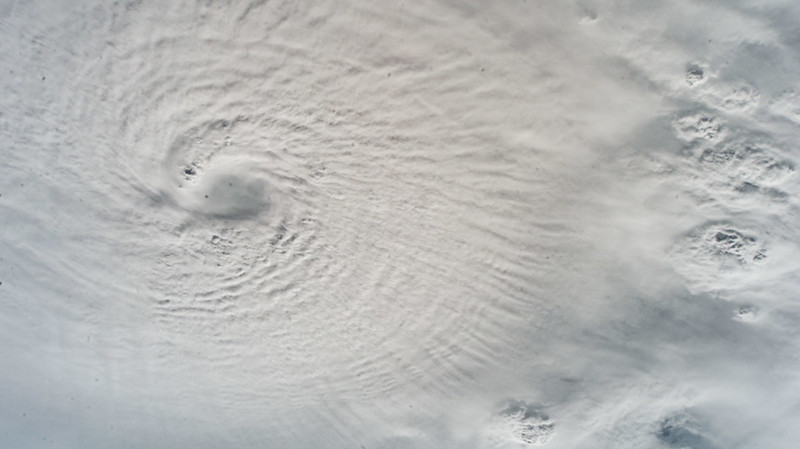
2, 1, 800, 448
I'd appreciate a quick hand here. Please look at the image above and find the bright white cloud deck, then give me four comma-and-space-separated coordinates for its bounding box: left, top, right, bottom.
1, 1, 799, 448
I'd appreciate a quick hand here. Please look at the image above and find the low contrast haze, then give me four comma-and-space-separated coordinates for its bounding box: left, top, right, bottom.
2, 1, 800, 448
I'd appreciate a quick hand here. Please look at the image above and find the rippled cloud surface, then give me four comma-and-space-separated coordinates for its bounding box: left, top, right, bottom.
2, 1, 800, 448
